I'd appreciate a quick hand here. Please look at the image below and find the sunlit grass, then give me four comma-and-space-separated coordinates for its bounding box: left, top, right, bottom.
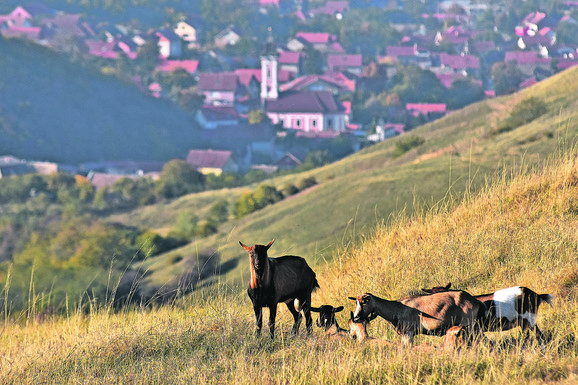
3, 151, 578, 383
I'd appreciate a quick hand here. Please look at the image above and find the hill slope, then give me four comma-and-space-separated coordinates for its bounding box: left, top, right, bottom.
0, 37, 203, 164
3, 147, 578, 384
110, 66, 578, 295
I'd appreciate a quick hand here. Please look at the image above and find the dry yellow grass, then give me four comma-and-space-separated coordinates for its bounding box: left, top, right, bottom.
2, 153, 578, 384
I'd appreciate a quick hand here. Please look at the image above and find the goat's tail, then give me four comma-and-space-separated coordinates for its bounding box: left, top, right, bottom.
312, 276, 320, 292
539, 293, 553, 306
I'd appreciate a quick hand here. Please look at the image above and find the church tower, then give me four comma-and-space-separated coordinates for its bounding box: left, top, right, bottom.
260, 41, 279, 101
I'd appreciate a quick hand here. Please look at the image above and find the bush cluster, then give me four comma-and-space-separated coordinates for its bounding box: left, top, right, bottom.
233, 177, 317, 218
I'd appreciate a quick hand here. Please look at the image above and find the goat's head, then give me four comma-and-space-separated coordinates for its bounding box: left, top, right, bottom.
348, 293, 374, 321
422, 282, 452, 294
239, 239, 274, 272
348, 311, 370, 340
310, 305, 344, 329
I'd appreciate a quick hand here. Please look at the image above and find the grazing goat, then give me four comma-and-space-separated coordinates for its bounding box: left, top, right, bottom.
421, 284, 553, 339
422, 283, 452, 294
440, 325, 467, 351
348, 291, 485, 345
347, 311, 373, 342
347, 312, 394, 346
310, 305, 348, 338
240, 239, 319, 338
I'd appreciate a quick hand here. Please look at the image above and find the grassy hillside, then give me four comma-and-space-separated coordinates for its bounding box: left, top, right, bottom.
110, 66, 578, 296
3, 148, 578, 384
0, 37, 203, 164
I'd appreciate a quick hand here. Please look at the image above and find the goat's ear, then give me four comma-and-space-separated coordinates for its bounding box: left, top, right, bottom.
348, 296, 357, 301
444, 283, 452, 290
266, 239, 275, 249
334, 306, 344, 313
310, 306, 320, 312
422, 288, 432, 294
239, 241, 251, 251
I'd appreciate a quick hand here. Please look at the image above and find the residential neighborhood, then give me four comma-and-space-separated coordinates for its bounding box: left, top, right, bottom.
2, 0, 578, 189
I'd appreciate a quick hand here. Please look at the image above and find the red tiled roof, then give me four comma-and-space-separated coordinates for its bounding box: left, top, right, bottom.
156, 60, 199, 73
310, 1, 349, 15
327, 54, 362, 67
265, 91, 345, 114
198, 105, 239, 122
279, 51, 300, 64
505, 51, 550, 64
522, 11, 546, 25
279, 74, 352, 93
520, 78, 538, 88
235, 68, 262, 86
386, 45, 416, 57
558, 60, 578, 70
436, 73, 466, 88
406, 103, 447, 114
295, 32, 334, 44
439, 53, 480, 69
197, 72, 238, 91
186, 149, 233, 169
1, 26, 41, 39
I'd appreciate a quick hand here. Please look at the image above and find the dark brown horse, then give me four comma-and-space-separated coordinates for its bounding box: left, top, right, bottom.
240, 239, 319, 338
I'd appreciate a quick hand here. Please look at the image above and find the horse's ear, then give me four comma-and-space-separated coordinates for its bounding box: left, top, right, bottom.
239, 241, 251, 252
266, 239, 275, 249
335, 306, 344, 313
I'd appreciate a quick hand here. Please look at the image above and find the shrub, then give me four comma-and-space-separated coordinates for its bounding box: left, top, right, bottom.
252, 184, 283, 209
297, 176, 317, 191
209, 200, 229, 224
171, 212, 199, 239
393, 135, 425, 158
281, 184, 300, 197
495, 97, 548, 135
196, 220, 218, 238
233, 191, 256, 218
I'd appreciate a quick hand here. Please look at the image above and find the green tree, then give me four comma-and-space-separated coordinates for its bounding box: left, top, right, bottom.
556, 22, 578, 45
157, 160, 205, 199
172, 211, 199, 239
248, 109, 270, 124
303, 46, 324, 75
233, 191, 257, 218
391, 65, 446, 104
252, 184, 283, 210
136, 41, 160, 85
492, 61, 523, 96
446, 79, 485, 110
209, 200, 229, 224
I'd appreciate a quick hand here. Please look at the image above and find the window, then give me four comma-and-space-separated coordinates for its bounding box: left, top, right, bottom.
312, 119, 317, 128
327, 118, 332, 128
296, 119, 301, 128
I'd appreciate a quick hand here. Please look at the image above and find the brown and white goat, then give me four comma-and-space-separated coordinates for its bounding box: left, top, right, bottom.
240, 239, 319, 338
348, 291, 485, 345
310, 305, 348, 338
422, 284, 553, 339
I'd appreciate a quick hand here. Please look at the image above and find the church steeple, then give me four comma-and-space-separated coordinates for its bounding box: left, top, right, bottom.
260, 37, 279, 101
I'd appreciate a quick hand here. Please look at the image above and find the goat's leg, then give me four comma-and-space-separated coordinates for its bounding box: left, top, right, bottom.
302, 296, 314, 334
253, 305, 263, 337
286, 300, 302, 335
520, 318, 546, 343
268, 305, 278, 339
